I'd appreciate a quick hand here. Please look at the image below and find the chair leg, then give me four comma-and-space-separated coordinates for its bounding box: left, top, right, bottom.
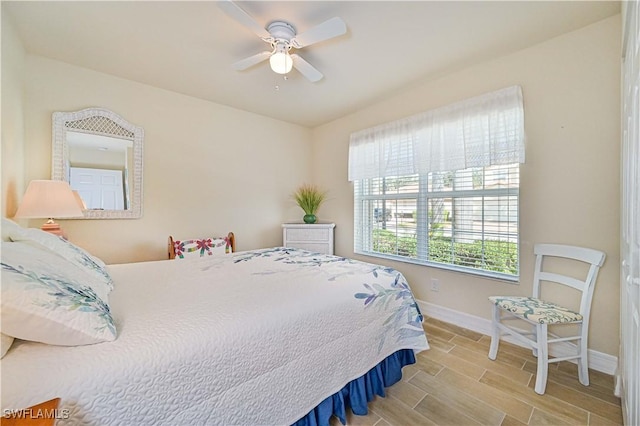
534, 323, 549, 395
488, 305, 500, 360
577, 323, 590, 386
531, 324, 538, 357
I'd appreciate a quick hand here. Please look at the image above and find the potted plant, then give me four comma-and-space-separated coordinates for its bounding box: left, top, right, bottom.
293, 184, 327, 224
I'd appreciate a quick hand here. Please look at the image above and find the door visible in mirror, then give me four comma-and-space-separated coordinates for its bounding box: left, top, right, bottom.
66, 131, 132, 210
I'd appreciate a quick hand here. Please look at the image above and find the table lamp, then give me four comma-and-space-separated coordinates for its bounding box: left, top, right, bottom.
72, 190, 87, 210
14, 180, 84, 237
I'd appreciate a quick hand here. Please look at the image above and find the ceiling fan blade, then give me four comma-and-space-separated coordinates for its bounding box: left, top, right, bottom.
291, 54, 323, 83
291, 17, 347, 48
218, 0, 270, 40
232, 51, 271, 71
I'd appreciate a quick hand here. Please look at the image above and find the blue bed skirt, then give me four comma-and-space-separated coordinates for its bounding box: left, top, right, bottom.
291, 349, 416, 426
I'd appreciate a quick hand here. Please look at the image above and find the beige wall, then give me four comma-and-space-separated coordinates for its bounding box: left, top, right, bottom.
311, 16, 621, 356
1, 10, 26, 218
20, 56, 312, 264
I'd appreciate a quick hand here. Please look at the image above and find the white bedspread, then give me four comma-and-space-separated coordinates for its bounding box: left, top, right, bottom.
1, 248, 429, 425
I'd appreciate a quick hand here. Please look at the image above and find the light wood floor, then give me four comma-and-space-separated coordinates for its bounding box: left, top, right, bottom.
332, 316, 623, 426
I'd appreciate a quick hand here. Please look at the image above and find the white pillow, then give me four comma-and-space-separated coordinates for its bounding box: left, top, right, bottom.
1, 241, 116, 346
4, 218, 113, 291
1, 217, 24, 242
1, 333, 14, 358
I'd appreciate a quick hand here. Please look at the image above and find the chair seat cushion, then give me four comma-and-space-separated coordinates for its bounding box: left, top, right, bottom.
488, 296, 583, 324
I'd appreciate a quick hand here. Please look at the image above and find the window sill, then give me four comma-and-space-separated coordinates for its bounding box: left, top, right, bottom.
355, 250, 520, 284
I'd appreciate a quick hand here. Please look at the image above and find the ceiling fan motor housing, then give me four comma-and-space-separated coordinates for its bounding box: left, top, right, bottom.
266, 21, 296, 44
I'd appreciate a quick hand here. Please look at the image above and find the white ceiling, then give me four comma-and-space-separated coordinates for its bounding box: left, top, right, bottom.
4, 1, 620, 128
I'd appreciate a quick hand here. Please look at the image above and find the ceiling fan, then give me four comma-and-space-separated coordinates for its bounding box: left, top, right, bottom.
218, 0, 347, 83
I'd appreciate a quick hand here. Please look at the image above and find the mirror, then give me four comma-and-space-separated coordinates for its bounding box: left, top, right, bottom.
52, 108, 143, 219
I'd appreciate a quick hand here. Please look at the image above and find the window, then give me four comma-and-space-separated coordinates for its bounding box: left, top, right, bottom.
354, 163, 519, 279
349, 86, 525, 280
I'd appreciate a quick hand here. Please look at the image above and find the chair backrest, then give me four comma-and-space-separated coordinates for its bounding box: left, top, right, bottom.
168, 232, 236, 259
532, 243, 606, 322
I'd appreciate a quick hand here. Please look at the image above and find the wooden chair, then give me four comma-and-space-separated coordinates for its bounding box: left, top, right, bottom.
488, 243, 606, 394
168, 232, 235, 259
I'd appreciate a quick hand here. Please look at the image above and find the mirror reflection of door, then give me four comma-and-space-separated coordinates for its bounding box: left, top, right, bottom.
69, 167, 125, 210
66, 131, 133, 210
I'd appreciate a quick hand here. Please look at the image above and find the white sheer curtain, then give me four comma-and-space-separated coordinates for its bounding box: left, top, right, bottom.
348, 86, 525, 181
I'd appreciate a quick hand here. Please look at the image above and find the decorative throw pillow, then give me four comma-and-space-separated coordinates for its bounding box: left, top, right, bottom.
173, 237, 232, 259
1, 241, 116, 346
4, 218, 113, 291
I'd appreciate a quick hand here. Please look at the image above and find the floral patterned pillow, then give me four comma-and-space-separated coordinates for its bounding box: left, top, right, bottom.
1, 241, 116, 346
3, 218, 113, 291
173, 237, 232, 259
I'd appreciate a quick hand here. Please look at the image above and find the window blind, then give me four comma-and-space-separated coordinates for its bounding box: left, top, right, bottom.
353, 164, 520, 279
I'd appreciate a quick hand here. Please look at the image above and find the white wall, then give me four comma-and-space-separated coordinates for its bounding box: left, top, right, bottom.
21, 56, 312, 264
311, 16, 621, 356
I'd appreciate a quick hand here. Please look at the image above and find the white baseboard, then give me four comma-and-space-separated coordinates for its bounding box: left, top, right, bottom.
418, 300, 618, 375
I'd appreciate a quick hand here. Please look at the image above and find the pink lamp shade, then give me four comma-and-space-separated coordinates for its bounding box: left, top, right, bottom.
72, 190, 87, 210
14, 180, 84, 237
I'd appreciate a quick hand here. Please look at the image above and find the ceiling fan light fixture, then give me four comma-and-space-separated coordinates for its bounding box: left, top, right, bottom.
269, 44, 293, 74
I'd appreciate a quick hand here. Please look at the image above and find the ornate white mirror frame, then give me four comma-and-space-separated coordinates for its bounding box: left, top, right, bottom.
52, 108, 144, 219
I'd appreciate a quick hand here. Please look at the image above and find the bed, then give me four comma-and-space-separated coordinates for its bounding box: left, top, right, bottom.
1, 222, 429, 425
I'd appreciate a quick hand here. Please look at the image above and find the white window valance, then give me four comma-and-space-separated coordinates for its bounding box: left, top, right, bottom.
348, 85, 525, 181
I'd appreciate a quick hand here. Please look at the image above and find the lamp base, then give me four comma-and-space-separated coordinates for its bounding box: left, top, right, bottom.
41, 219, 66, 238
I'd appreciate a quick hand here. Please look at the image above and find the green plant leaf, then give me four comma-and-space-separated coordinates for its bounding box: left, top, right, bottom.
293, 184, 327, 215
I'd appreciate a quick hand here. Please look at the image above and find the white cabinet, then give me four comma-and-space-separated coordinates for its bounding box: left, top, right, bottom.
282, 223, 335, 255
